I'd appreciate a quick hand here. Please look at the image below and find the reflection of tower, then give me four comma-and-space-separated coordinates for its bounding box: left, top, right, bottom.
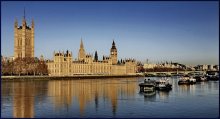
111, 95, 117, 116
79, 94, 86, 116
77, 80, 93, 117
110, 40, 117, 65
78, 39, 86, 61
41, 78, 138, 117
13, 82, 35, 118
107, 80, 118, 116
95, 87, 99, 111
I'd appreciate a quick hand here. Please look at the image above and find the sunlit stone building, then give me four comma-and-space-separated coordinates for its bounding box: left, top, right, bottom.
14, 10, 34, 58
47, 40, 137, 76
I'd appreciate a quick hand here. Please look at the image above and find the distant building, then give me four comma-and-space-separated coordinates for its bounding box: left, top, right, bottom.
1, 56, 14, 63
207, 65, 214, 71
47, 40, 137, 76
194, 64, 217, 71
14, 9, 34, 59
144, 62, 180, 69
213, 65, 219, 71
40, 55, 44, 61
202, 65, 208, 71
143, 63, 156, 69
186, 65, 195, 71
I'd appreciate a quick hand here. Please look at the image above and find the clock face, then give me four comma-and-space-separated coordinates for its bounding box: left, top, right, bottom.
111, 52, 114, 55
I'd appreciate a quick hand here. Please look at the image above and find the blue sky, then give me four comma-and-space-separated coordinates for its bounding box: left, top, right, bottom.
1, 1, 219, 65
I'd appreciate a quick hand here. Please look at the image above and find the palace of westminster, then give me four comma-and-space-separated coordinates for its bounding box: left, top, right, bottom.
13, 13, 137, 76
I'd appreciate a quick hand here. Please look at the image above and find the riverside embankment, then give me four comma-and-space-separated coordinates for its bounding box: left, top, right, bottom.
1, 74, 144, 81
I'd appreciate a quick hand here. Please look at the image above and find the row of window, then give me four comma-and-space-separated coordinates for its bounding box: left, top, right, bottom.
49, 64, 112, 73
16, 38, 32, 46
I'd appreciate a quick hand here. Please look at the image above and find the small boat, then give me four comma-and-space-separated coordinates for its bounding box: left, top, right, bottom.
178, 75, 196, 85
178, 75, 190, 85
194, 75, 208, 82
206, 71, 219, 81
139, 79, 156, 93
155, 78, 172, 90
189, 77, 196, 84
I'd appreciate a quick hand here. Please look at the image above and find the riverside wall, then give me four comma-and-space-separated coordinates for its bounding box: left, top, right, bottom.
1, 74, 144, 81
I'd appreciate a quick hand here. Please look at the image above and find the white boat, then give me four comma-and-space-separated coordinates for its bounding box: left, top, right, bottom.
189, 77, 196, 84
155, 78, 172, 90
200, 76, 207, 81
178, 75, 196, 85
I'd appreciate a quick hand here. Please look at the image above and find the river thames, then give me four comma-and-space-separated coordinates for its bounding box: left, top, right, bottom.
1, 77, 219, 118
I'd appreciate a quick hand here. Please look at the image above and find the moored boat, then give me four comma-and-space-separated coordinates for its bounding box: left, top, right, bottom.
194, 75, 208, 82
178, 75, 190, 85
189, 77, 196, 84
139, 79, 156, 93
206, 71, 219, 81
178, 75, 196, 85
155, 78, 172, 90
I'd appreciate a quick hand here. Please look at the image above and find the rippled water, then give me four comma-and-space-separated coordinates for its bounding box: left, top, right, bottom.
1, 77, 219, 118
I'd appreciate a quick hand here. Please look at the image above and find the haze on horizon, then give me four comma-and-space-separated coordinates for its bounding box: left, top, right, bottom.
1, 1, 219, 66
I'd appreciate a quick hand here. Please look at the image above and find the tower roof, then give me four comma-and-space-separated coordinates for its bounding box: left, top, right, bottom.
112, 40, 115, 46
111, 40, 116, 49
80, 38, 84, 49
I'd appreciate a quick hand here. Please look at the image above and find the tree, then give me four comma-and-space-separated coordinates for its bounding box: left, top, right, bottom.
1, 57, 48, 76
37, 61, 48, 75
94, 51, 98, 61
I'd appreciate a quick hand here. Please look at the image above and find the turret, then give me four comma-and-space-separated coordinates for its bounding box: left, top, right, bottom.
14, 19, 18, 28
31, 19, 34, 28
31, 19, 34, 57
14, 19, 18, 58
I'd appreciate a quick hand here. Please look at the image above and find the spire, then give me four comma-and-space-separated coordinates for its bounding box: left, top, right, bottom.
112, 39, 115, 46
80, 38, 84, 49
111, 39, 116, 49
78, 38, 86, 60
14, 18, 18, 28
22, 8, 26, 26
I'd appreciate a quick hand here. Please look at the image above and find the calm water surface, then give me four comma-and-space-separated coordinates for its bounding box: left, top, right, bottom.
1, 77, 219, 118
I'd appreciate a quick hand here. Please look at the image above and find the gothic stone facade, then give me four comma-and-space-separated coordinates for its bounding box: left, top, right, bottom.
14, 15, 34, 58
47, 40, 136, 76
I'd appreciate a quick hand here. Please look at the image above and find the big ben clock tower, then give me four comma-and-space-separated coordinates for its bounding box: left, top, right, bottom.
110, 40, 117, 65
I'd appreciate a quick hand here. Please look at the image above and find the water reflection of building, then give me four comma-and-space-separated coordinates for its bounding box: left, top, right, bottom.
47, 78, 137, 116
1, 82, 13, 115
12, 82, 35, 118
1, 81, 48, 118
47, 80, 74, 109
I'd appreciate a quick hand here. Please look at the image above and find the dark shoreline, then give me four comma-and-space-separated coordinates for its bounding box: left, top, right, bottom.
1, 75, 144, 81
